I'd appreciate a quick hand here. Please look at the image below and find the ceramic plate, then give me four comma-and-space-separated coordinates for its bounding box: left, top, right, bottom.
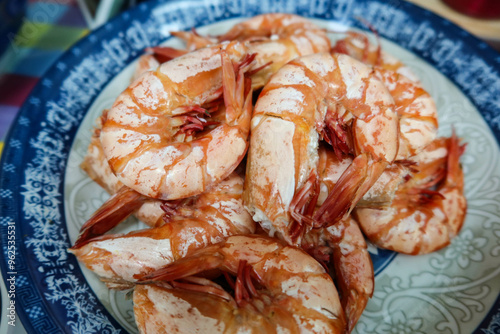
1, 0, 500, 333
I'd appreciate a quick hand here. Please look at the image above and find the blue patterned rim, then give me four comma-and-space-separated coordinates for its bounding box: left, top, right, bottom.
0, 0, 499, 333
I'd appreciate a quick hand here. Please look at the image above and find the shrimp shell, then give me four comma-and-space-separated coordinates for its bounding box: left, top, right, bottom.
69, 173, 255, 289
244, 52, 398, 243
354, 134, 467, 255
135, 235, 346, 333
101, 42, 253, 200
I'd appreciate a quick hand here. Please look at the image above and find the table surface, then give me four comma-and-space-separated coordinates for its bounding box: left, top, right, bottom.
0, 0, 499, 333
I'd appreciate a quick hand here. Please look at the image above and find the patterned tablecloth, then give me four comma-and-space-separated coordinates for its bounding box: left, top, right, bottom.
0, 0, 89, 154
0, 1, 88, 332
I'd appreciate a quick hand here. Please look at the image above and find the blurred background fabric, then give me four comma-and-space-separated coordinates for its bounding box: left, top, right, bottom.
0, 1, 499, 333
0, 0, 143, 155
0, 0, 88, 154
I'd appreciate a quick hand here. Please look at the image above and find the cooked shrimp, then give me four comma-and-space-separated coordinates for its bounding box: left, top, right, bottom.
69, 173, 255, 289
100, 42, 254, 200
321, 65, 438, 207
80, 47, 196, 229
244, 52, 398, 244
373, 67, 438, 160
78, 103, 251, 242
331, 31, 419, 82
300, 216, 373, 334
172, 13, 332, 88
354, 133, 467, 255
218, 13, 331, 88
333, 33, 439, 160
135, 235, 346, 333
291, 146, 374, 332
79, 102, 244, 235
131, 54, 161, 82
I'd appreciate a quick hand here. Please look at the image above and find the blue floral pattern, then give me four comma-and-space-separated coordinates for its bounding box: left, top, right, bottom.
0, 0, 499, 333
444, 230, 488, 269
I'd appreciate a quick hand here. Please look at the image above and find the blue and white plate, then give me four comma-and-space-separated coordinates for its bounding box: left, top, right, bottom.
1, 0, 500, 333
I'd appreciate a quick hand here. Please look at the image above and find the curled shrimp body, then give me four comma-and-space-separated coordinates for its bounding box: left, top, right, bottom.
131, 54, 161, 82
100, 42, 253, 200
291, 146, 374, 333
171, 14, 332, 89
373, 67, 438, 160
310, 65, 439, 207
81, 111, 169, 230
333, 33, 438, 160
244, 52, 398, 243
69, 173, 255, 289
135, 235, 346, 333
81, 48, 193, 229
354, 133, 467, 255
332, 31, 419, 82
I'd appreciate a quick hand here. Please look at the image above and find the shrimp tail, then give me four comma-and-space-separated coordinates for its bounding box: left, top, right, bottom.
171, 29, 217, 50
327, 216, 374, 333
146, 46, 189, 63
136, 245, 224, 282
71, 186, 146, 249
442, 130, 467, 236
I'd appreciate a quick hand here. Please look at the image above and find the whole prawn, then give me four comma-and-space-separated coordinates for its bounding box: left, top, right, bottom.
69, 172, 255, 289
293, 146, 374, 333
354, 133, 467, 255
134, 235, 346, 333
78, 98, 250, 238
171, 13, 332, 89
244, 52, 399, 244
323, 65, 439, 207
101, 42, 254, 200
333, 32, 439, 160
80, 47, 203, 230
331, 31, 419, 82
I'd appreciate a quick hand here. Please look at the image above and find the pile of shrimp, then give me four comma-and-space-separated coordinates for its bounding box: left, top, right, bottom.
69, 14, 467, 334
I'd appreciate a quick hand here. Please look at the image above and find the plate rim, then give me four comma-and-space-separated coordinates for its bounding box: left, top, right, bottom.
1, 0, 500, 333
